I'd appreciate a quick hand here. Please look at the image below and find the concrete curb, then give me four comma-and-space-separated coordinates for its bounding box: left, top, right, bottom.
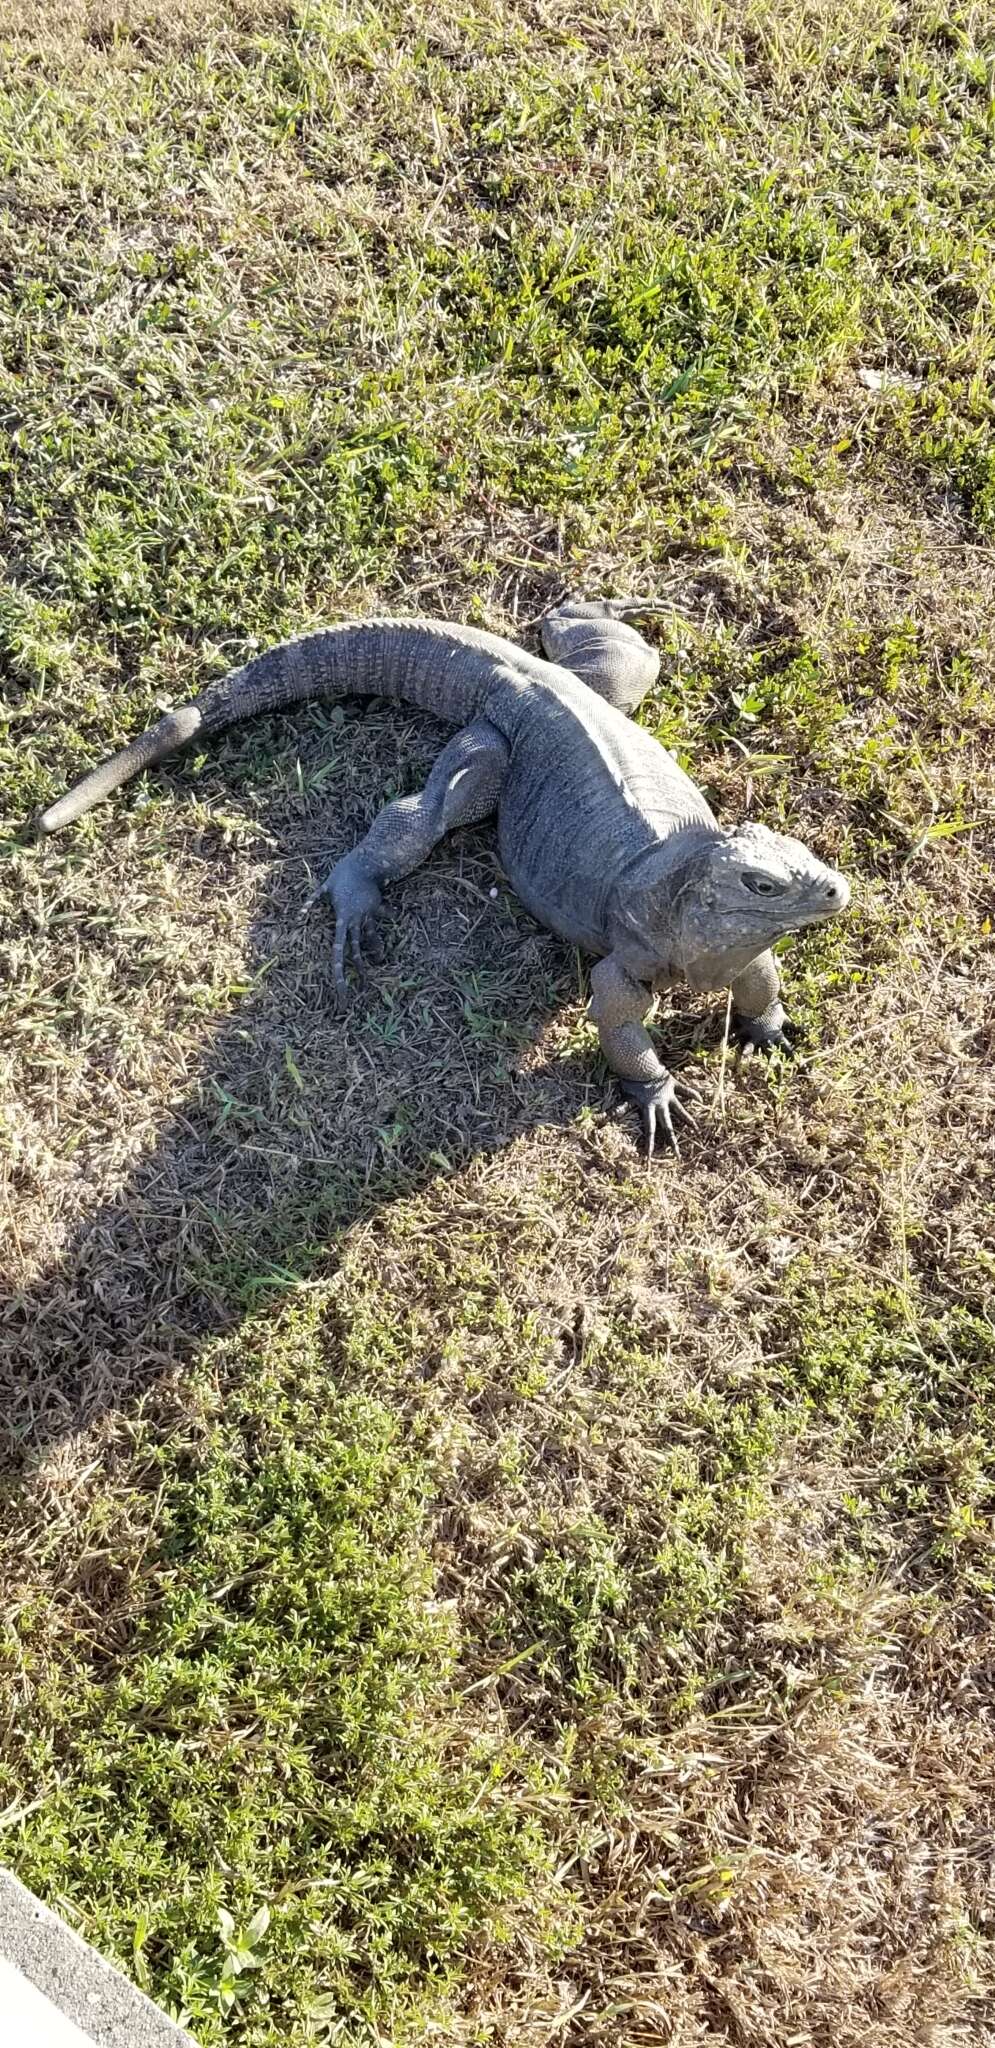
0, 1869, 197, 2046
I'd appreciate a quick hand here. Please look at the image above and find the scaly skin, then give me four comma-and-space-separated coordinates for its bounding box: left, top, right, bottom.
35, 599, 851, 1152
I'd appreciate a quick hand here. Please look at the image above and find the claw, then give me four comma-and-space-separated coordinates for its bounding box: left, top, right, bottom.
671, 1093, 699, 1128
733, 1015, 796, 1060
304, 873, 334, 914
318, 853, 384, 1006
623, 1074, 697, 1160
343, 910, 385, 985
648, 1099, 674, 1160
332, 919, 351, 1007
605, 596, 675, 620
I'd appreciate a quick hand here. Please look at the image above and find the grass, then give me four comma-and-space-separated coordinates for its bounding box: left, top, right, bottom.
1, 1, 994, 2043
4, 1310, 548, 2038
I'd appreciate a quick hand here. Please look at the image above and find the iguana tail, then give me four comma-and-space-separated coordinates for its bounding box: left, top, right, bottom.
36, 704, 206, 833
34, 618, 527, 834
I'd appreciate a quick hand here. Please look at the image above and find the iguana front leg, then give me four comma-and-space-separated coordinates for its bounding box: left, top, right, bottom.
729, 949, 793, 1057
589, 954, 697, 1157
317, 718, 509, 1001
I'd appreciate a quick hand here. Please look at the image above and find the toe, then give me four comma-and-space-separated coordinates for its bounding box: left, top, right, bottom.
332, 922, 351, 1004
671, 1093, 698, 1129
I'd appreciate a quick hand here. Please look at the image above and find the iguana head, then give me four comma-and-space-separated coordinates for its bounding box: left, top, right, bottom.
697, 821, 850, 945
611, 820, 850, 986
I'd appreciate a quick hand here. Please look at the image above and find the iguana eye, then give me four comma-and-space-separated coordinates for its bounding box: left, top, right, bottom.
742, 871, 781, 896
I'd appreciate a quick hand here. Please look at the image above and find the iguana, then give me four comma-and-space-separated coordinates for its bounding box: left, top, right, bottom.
35, 600, 850, 1154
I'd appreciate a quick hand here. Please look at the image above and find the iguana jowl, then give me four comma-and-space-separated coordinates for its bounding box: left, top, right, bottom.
36, 600, 850, 1153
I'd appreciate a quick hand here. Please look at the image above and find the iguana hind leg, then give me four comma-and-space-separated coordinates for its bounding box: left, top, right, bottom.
540, 598, 668, 714
318, 717, 509, 1001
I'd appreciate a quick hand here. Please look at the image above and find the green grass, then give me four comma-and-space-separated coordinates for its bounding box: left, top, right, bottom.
2, 2, 994, 2043
2, 1303, 551, 2041
2, 0, 994, 817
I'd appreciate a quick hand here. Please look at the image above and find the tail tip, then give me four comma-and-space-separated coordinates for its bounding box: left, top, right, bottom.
25, 702, 204, 837
31, 794, 81, 836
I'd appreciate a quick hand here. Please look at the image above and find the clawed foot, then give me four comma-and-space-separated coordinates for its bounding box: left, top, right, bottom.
732, 1013, 796, 1060
312, 855, 385, 1004
622, 1074, 698, 1159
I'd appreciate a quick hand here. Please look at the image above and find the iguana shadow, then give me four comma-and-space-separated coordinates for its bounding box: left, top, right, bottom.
5, 695, 663, 1476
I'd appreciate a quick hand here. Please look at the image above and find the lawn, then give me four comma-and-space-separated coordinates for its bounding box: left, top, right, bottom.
1, 1, 993, 2042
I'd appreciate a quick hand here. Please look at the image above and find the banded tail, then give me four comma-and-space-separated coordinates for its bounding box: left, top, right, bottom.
33, 617, 527, 835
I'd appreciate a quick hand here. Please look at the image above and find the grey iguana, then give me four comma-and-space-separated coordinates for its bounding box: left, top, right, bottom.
35, 599, 850, 1154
